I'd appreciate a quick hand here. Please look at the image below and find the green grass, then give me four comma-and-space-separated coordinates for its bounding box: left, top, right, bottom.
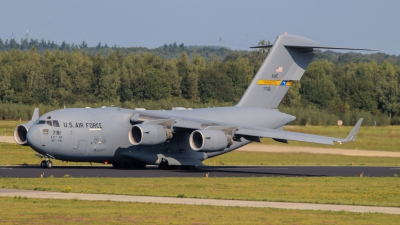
0, 120, 27, 136
2, 177, 400, 207
1, 197, 399, 225
0, 143, 96, 166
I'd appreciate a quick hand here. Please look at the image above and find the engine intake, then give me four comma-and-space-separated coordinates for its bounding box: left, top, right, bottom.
129, 124, 172, 145
14, 124, 30, 146
189, 130, 232, 152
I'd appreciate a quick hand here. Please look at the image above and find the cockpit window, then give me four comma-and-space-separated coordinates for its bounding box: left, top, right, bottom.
53, 120, 60, 127
46, 120, 52, 126
36, 120, 45, 125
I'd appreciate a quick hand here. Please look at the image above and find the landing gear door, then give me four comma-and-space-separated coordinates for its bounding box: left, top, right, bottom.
77, 140, 87, 155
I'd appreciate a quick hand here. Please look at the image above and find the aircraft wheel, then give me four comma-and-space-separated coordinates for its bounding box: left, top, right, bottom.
158, 160, 169, 170
46, 160, 53, 168
40, 160, 47, 168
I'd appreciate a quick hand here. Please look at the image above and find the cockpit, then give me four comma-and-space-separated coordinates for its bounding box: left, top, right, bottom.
36, 120, 60, 127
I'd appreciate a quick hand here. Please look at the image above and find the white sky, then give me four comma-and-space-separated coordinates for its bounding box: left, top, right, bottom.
1, 0, 399, 55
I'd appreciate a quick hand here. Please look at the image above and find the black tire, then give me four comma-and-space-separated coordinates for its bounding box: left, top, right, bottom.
40, 160, 46, 168
158, 160, 169, 170
46, 160, 53, 168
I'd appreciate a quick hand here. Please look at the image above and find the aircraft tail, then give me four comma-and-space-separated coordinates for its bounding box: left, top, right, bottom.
236, 33, 376, 108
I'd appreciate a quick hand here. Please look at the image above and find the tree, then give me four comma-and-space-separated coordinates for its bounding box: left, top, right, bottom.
163, 61, 181, 97
375, 61, 399, 117
79, 40, 88, 49
134, 69, 171, 101
300, 60, 338, 109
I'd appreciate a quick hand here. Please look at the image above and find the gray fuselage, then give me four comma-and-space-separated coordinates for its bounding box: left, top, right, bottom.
26, 106, 295, 166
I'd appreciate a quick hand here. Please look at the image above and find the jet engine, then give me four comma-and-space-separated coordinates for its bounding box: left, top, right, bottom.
14, 108, 39, 146
14, 123, 33, 146
129, 124, 172, 145
189, 130, 233, 152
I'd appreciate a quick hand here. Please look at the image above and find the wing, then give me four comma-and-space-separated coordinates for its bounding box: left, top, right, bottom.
235, 118, 363, 145
131, 111, 363, 147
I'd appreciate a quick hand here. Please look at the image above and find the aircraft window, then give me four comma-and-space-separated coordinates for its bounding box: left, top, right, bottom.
36, 120, 45, 125
46, 120, 52, 126
53, 120, 60, 127
43, 129, 49, 135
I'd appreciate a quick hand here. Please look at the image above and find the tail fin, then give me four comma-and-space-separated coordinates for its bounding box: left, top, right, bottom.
31, 108, 39, 122
236, 33, 377, 108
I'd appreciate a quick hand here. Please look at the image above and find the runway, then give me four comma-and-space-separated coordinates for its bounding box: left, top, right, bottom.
0, 165, 398, 178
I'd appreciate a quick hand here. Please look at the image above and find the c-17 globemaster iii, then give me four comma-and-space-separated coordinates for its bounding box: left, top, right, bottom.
14, 33, 376, 169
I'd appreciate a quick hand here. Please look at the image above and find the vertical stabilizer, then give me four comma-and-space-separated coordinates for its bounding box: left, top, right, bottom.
236, 34, 318, 108
31, 108, 39, 122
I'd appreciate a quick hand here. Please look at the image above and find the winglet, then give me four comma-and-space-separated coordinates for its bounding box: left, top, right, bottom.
336, 118, 363, 144
31, 108, 39, 122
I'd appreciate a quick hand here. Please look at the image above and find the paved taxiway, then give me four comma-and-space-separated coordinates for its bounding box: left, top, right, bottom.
0, 165, 398, 178
1, 188, 399, 214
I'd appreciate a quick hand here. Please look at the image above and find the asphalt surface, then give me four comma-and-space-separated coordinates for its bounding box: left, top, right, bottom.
0, 165, 399, 178
1, 188, 400, 215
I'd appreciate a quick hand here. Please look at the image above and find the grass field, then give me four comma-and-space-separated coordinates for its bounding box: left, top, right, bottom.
2, 177, 400, 207
0, 120, 27, 136
2, 142, 400, 166
0, 143, 95, 166
1, 197, 399, 225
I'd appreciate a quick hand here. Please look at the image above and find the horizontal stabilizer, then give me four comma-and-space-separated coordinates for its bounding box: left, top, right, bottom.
251, 44, 378, 51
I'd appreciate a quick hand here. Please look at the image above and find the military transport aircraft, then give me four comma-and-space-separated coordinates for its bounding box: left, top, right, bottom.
14, 33, 374, 169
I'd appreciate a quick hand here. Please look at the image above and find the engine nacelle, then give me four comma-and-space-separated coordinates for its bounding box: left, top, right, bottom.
189, 130, 232, 152
14, 123, 33, 146
129, 124, 172, 146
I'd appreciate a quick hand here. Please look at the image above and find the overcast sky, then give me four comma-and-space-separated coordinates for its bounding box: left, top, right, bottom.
1, 0, 399, 55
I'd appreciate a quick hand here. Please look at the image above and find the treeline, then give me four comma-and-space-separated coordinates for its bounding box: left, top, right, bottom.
0, 45, 399, 125
0, 37, 242, 61
0, 48, 261, 105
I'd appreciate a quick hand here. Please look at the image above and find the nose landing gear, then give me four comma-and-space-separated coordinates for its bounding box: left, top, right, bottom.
36, 153, 55, 168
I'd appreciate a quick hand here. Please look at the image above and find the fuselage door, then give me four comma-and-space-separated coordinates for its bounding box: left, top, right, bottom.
77, 140, 87, 155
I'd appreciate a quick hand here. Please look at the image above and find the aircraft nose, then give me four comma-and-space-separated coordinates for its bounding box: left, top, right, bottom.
26, 126, 41, 149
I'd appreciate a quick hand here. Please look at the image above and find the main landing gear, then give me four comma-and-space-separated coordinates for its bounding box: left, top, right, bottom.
36, 153, 54, 168
157, 158, 169, 170
40, 160, 53, 168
